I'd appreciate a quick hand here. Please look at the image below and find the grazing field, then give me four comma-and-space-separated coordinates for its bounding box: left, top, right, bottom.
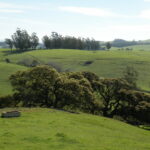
0, 62, 26, 96
124, 45, 150, 51
0, 108, 150, 150
0, 48, 150, 96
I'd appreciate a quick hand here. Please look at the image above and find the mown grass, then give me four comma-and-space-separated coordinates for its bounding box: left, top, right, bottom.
0, 48, 150, 95
0, 108, 150, 150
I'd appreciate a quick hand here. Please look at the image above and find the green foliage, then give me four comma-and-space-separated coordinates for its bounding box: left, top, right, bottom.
81, 71, 100, 90
0, 95, 17, 108
54, 72, 97, 113
9, 66, 98, 113
6, 28, 39, 51
42, 32, 100, 50
11, 28, 31, 50
10, 65, 59, 107
117, 90, 150, 124
95, 78, 132, 117
30, 32, 39, 50
5, 39, 13, 50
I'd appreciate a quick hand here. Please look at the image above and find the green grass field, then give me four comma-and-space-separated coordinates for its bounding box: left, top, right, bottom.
0, 108, 150, 150
124, 45, 150, 51
0, 62, 26, 96
0, 48, 150, 96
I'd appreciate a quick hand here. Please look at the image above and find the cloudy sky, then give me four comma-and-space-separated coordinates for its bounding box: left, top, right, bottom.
0, 0, 150, 41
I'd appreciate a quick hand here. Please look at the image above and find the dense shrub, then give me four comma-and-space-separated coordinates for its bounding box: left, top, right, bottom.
10, 65, 59, 107
0, 95, 17, 108
117, 90, 150, 124
81, 71, 100, 90
54, 73, 98, 113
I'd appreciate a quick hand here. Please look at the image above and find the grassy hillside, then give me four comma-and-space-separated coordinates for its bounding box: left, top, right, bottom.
0, 108, 150, 150
0, 62, 26, 96
123, 44, 150, 51
0, 48, 150, 95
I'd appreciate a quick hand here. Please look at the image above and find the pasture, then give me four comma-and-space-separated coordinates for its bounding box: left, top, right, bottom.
0, 48, 150, 96
0, 108, 150, 150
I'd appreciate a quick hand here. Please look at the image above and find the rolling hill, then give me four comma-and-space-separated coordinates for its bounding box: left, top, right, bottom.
0, 48, 150, 96
0, 108, 150, 150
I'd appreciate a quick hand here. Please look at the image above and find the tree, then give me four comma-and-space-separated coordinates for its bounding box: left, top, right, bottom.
54, 72, 97, 113
106, 42, 111, 50
10, 67, 98, 113
117, 89, 150, 124
11, 28, 31, 51
42, 32, 100, 50
6, 28, 39, 51
30, 32, 39, 50
122, 66, 138, 88
5, 38, 13, 51
96, 78, 131, 117
42, 35, 51, 49
10, 65, 59, 107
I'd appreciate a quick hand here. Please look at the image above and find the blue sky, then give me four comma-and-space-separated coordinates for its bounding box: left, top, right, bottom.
1, 0, 150, 41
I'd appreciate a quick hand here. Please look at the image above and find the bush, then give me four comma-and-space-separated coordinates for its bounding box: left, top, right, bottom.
117, 89, 150, 124
0, 95, 17, 108
54, 73, 98, 113
9, 66, 99, 113
10, 65, 59, 107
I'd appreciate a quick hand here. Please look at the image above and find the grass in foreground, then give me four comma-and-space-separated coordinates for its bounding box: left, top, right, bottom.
0, 108, 150, 150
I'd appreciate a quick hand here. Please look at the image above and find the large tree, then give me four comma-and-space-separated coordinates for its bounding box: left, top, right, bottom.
96, 78, 131, 117
30, 32, 39, 50
42, 35, 51, 49
11, 28, 31, 50
5, 28, 39, 51
5, 38, 13, 51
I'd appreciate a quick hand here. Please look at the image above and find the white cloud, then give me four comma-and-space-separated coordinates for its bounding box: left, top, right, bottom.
0, 2, 40, 13
139, 10, 150, 19
59, 6, 128, 18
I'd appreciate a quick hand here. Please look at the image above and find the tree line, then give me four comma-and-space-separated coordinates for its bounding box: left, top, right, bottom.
43, 32, 101, 50
5, 28, 102, 51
